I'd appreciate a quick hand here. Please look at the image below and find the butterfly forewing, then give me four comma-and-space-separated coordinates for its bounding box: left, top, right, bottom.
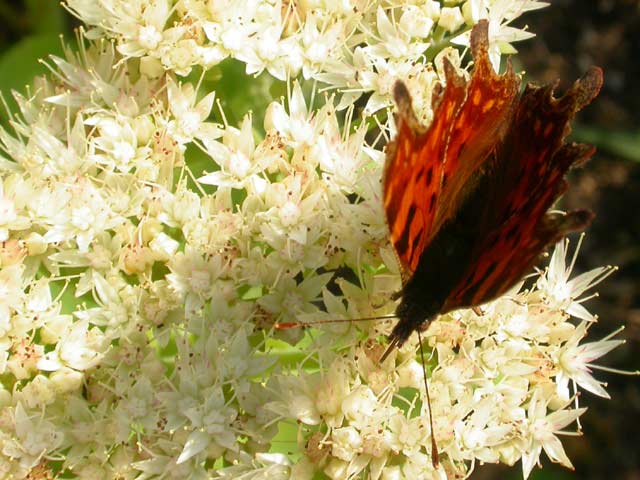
383, 68, 467, 276
433, 22, 520, 235
383, 22, 521, 278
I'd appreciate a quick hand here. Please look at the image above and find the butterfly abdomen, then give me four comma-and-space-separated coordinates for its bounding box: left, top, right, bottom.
390, 201, 483, 349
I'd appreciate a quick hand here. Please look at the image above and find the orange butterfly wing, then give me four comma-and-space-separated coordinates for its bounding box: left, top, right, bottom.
443, 68, 602, 310
383, 21, 519, 278
380, 20, 602, 355
383, 75, 466, 277
432, 22, 520, 236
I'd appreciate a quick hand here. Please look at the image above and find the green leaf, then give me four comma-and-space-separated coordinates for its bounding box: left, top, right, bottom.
203, 58, 285, 128
0, 33, 65, 120
270, 421, 301, 457
25, 0, 66, 34
573, 125, 640, 163
239, 284, 264, 300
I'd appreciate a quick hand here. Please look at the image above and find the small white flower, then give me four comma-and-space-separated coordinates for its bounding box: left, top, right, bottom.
16, 375, 56, 409
264, 82, 314, 146
341, 385, 378, 425
0, 176, 30, 241
331, 426, 362, 461
7, 339, 44, 380
439, 7, 465, 33
554, 322, 624, 399
138, 24, 163, 50
452, 0, 543, 69
166, 78, 221, 144
521, 388, 584, 479
4, 403, 63, 469
38, 319, 107, 371
537, 239, 616, 321
199, 114, 276, 189
49, 366, 84, 394
386, 414, 429, 457
258, 273, 332, 323
400, 6, 435, 39
315, 359, 355, 427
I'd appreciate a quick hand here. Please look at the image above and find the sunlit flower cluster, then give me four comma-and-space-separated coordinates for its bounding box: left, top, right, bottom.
0, 1, 625, 479
64, 0, 547, 113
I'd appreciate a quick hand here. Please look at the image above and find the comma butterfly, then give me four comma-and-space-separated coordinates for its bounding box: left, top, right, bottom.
273, 19, 603, 471
381, 20, 602, 362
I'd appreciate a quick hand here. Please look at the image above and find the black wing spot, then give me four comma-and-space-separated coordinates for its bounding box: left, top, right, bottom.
461, 272, 474, 289
409, 226, 424, 256
407, 204, 417, 223
429, 193, 437, 212
396, 229, 409, 257
484, 261, 497, 279
504, 224, 519, 242
426, 167, 433, 185
396, 204, 417, 255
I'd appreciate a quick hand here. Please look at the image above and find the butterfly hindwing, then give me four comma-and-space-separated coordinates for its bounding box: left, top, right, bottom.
443, 67, 603, 310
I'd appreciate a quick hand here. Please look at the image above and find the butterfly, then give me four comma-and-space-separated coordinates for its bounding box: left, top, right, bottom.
380, 20, 602, 364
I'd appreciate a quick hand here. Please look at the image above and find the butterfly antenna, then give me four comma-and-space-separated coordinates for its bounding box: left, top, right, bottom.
274, 314, 396, 330
417, 329, 439, 469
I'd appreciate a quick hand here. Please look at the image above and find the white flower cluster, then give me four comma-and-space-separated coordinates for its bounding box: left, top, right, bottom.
64, 0, 546, 112
263, 240, 620, 479
0, 1, 624, 479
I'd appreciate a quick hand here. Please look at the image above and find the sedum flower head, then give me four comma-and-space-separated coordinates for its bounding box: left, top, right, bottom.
0, 1, 626, 479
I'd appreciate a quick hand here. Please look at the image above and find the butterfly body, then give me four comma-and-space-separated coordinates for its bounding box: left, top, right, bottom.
381, 20, 603, 361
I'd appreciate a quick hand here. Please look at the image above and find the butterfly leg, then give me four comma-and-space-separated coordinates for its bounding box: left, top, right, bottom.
378, 336, 399, 364
472, 306, 484, 316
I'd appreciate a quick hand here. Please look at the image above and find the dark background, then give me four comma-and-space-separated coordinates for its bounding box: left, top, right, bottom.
0, 1, 637, 479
